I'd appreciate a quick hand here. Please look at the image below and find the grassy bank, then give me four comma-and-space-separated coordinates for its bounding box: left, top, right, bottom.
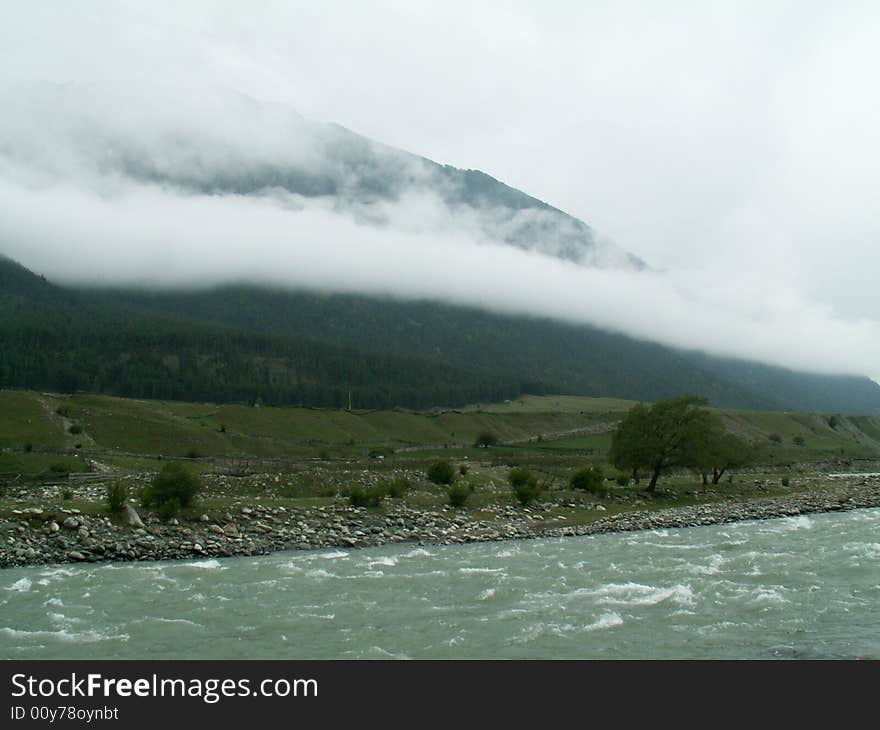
2, 389, 879, 536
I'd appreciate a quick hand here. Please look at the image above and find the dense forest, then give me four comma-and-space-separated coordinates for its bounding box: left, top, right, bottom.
2, 255, 880, 413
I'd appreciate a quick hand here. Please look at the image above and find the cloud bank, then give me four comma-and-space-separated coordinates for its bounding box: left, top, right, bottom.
1, 3, 879, 382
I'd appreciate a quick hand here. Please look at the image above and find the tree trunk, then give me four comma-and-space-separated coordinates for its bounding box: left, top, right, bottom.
712, 467, 726, 485
647, 467, 661, 492
701, 471, 708, 486
631, 467, 640, 485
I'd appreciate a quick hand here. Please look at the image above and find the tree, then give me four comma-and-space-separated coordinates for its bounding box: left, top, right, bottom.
474, 431, 499, 448
608, 396, 713, 492
686, 415, 752, 485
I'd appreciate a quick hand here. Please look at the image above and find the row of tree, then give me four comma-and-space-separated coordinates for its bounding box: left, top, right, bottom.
608, 396, 752, 491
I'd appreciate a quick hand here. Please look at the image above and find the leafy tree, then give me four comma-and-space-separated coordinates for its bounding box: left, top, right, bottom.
608, 396, 713, 492
686, 416, 752, 485
474, 432, 499, 448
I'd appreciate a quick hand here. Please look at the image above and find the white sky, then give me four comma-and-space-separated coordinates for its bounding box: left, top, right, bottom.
2, 1, 879, 380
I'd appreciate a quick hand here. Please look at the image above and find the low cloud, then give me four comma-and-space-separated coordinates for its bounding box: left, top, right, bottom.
1, 159, 878, 381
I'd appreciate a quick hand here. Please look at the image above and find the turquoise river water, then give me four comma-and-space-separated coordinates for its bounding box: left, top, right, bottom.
2, 508, 879, 659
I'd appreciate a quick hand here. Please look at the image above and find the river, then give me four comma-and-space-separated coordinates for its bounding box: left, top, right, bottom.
2, 508, 879, 659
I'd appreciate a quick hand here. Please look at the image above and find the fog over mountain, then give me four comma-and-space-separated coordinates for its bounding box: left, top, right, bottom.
1, 3, 879, 383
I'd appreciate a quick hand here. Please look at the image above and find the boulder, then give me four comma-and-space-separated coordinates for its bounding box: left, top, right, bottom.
123, 504, 145, 529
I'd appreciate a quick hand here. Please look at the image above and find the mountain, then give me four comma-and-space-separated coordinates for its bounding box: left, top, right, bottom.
2, 256, 879, 414
1, 82, 643, 270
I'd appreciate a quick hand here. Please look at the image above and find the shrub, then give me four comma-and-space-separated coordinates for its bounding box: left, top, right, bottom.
793, 436, 805, 446
68, 424, 83, 435
141, 462, 202, 515
459, 464, 469, 476
157, 497, 183, 520
379, 477, 411, 499
24, 442, 33, 453
61, 488, 73, 501
49, 461, 70, 474
106, 482, 129, 514
427, 461, 455, 486
185, 449, 201, 459
348, 484, 387, 508
768, 433, 782, 444
781, 477, 790, 487
508, 467, 542, 506
474, 432, 498, 448
828, 415, 839, 430
448, 483, 471, 508
615, 472, 630, 486
569, 466, 606, 495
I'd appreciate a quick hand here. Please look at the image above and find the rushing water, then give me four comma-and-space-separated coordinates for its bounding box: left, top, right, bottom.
2, 508, 879, 659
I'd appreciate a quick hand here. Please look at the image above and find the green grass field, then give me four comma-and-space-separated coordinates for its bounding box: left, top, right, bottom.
2, 389, 879, 471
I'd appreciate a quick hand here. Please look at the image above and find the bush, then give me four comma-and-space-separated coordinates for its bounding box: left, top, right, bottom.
61, 488, 73, 501
459, 464, 469, 476
106, 482, 129, 514
427, 461, 455, 486
24, 442, 33, 453
49, 461, 70, 474
615, 472, 630, 486
793, 436, 805, 446
474, 432, 498, 448
781, 477, 790, 487
768, 433, 782, 444
348, 484, 387, 508
185, 449, 201, 459
569, 466, 606, 495
509, 467, 542, 506
141, 462, 202, 516
448, 483, 471, 508
157, 497, 183, 520
379, 477, 411, 499
68, 424, 82, 435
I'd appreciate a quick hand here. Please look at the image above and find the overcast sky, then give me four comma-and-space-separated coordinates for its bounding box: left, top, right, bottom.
2, 1, 879, 380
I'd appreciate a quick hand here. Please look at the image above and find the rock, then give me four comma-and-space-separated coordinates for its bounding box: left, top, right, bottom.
77, 526, 90, 539
123, 504, 145, 529
49, 521, 59, 533
62, 516, 80, 529
67, 550, 87, 561
199, 514, 210, 522
222, 523, 240, 537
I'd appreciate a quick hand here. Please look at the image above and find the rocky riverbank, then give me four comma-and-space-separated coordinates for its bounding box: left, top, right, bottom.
2, 476, 879, 569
